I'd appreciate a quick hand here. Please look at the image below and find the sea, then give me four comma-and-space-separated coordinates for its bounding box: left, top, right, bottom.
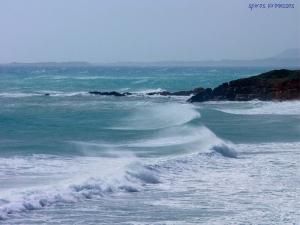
0, 66, 299, 224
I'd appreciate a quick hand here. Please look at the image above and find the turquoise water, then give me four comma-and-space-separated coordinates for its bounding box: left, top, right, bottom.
0, 66, 299, 224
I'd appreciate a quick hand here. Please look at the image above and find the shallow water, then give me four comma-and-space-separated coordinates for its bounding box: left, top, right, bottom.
0, 66, 299, 224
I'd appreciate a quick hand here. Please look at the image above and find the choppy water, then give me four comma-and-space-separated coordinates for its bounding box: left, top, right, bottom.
0, 66, 299, 224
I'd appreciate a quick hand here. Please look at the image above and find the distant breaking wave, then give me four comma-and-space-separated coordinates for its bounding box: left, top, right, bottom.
0, 92, 42, 98
0, 91, 88, 98
212, 100, 300, 115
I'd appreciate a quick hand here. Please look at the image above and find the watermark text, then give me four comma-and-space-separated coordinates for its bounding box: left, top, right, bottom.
248, 3, 295, 10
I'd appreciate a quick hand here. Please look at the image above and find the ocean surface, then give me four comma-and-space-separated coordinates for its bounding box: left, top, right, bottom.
0, 66, 299, 224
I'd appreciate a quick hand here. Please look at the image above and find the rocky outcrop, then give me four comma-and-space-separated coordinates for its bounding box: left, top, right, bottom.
188, 69, 300, 102
88, 88, 203, 97
88, 91, 129, 97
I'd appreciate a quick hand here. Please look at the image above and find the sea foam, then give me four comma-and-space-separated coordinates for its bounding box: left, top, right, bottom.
0, 156, 159, 220
215, 100, 300, 115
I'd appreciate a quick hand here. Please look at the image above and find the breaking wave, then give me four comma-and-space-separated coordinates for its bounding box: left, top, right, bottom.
0, 120, 237, 221
211, 144, 237, 158
0, 156, 159, 220
0, 140, 237, 220
110, 103, 200, 130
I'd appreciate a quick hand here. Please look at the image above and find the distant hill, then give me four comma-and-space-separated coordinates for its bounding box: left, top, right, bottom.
102, 49, 300, 68
1, 49, 300, 68
274, 48, 300, 59
2, 61, 91, 67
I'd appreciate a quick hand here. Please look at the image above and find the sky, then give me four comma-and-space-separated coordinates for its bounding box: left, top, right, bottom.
0, 0, 299, 63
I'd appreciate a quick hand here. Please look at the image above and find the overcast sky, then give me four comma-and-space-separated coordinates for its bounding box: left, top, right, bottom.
0, 0, 299, 63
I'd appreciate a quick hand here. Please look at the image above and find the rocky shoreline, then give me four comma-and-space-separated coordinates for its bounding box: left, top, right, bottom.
188, 69, 300, 102
44, 69, 300, 102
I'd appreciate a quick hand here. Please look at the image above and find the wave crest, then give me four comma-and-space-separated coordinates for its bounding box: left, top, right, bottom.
111, 103, 200, 130
211, 143, 238, 158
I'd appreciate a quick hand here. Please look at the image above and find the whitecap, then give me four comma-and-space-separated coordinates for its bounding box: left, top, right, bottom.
214, 101, 300, 115
0, 92, 40, 98
0, 156, 160, 220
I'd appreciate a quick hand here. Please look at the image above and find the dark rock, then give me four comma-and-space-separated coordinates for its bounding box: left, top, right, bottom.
170, 90, 193, 96
147, 89, 198, 96
147, 91, 171, 96
190, 88, 213, 102
89, 91, 126, 97
188, 69, 300, 102
123, 92, 133, 96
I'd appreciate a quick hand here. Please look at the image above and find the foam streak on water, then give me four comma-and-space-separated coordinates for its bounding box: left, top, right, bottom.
205, 100, 300, 115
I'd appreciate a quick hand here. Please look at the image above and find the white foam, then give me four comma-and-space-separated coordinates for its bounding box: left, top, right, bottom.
0, 92, 40, 98
0, 123, 237, 220
42, 91, 89, 97
0, 156, 159, 220
211, 101, 300, 115
237, 141, 300, 154
133, 88, 166, 95
0, 91, 89, 98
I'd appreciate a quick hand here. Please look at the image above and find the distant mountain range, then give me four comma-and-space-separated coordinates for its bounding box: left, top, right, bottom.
2, 49, 300, 68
